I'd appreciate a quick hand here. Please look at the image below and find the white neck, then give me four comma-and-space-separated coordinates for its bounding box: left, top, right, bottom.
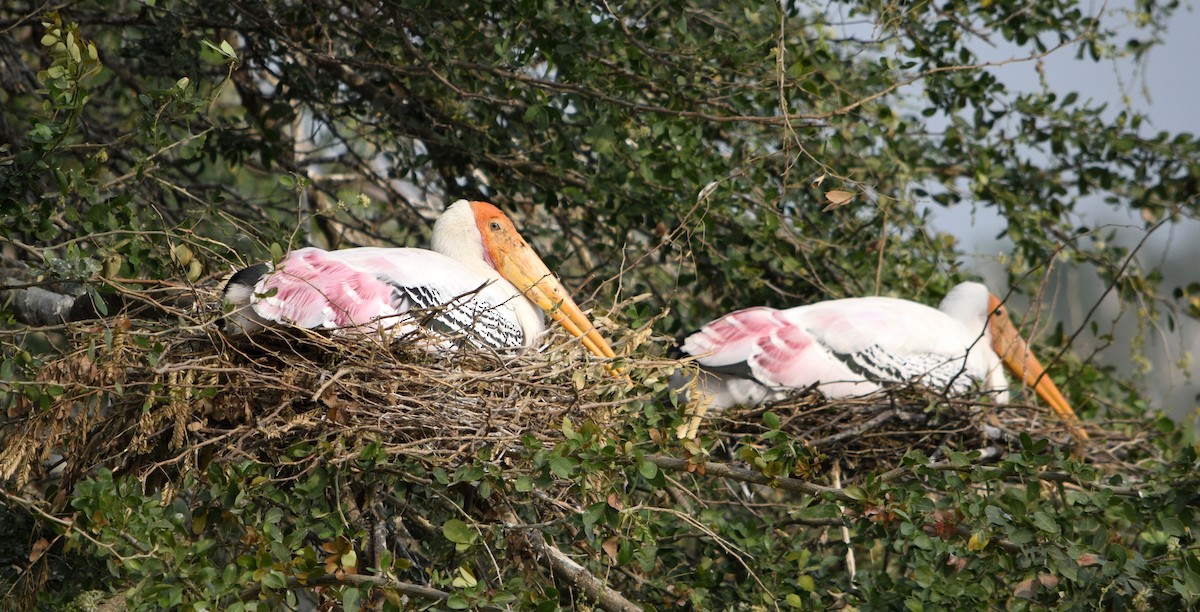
939, 281, 991, 337
430, 200, 546, 346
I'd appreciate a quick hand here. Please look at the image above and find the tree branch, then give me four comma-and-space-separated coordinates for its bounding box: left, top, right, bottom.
646, 454, 854, 503
238, 573, 452, 606
504, 511, 643, 612
0, 280, 75, 326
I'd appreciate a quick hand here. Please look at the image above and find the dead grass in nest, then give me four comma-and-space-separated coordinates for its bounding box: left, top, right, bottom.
0, 284, 651, 501
706, 384, 1159, 477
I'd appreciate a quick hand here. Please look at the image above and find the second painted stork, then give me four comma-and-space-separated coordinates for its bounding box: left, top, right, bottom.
222, 199, 616, 361
676, 282, 1088, 443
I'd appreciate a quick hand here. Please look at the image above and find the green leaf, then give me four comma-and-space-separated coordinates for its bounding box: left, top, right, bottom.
549, 456, 577, 479
763, 412, 781, 429
797, 574, 814, 592
1032, 511, 1061, 535
515, 475, 533, 492
341, 587, 360, 611
843, 486, 868, 502
582, 502, 606, 526
442, 519, 475, 545
522, 105, 543, 123
260, 570, 286, 590
1161, 517, 1185, 536
638, 459, 658, 480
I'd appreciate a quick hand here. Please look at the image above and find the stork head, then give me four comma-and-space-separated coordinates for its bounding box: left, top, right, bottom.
986, 293, 1088, 442
434, 200, 617, 361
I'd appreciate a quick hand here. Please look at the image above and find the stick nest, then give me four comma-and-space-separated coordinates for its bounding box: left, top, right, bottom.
0, 286, 651, 497
0, 283, 1159, 500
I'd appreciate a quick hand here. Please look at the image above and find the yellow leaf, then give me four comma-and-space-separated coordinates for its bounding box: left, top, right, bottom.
67, 35, 81, 63
171, 243, 193, 265
455, 565, 477, 587
967, 531, 988, 551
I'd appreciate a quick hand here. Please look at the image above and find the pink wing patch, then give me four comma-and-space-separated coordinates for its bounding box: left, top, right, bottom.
685, 306, 875, 396
253, 248, 396, 329
682, 307, 788, 369
746, 322, 863, 390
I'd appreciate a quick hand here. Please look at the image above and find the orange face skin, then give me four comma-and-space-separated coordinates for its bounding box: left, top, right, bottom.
471, 201, 617, 362
987, 294, 1088, 442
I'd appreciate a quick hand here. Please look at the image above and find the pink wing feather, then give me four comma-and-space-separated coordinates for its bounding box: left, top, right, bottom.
226, 246, 533, 349
252, 248, 398, 329
680, 307, 788, 369
683, 306, 872, 396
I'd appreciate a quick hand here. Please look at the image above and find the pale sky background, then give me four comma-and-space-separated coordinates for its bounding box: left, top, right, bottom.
920, 1, 1200, 422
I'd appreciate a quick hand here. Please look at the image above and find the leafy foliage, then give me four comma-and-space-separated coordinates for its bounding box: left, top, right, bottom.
2, 0, 1199, 609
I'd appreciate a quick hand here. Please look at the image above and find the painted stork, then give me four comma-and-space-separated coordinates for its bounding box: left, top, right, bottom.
676, 282, 1088, 442
222, 199, 616, 361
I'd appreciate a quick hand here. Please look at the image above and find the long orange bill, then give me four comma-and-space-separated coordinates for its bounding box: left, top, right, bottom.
494, 241, 618, 364
988, 295, 1089, 443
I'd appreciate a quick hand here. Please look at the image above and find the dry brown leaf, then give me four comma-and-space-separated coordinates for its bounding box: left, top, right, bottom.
1076, 553, 1100, 567
945, 553, 969, 572
28, 537, 49, 564
607, 492, 624, 511
822, 189, 855, 211
1013, 576, 1039, 600
601, 537, 619, 564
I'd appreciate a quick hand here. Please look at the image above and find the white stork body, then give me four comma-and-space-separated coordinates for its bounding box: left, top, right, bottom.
223, 246, 540, 349
679, 282, 1087, 441
223, 200, 615, 359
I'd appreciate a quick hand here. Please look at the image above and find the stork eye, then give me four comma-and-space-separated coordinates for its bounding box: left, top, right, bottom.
489, 221, 502, 231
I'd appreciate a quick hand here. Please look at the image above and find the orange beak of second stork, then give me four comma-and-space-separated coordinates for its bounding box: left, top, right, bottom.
987, 294, 1089, 443
474, 202, 618, 363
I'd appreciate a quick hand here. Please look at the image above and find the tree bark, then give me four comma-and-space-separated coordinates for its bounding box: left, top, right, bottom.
1, 281, 75, 326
